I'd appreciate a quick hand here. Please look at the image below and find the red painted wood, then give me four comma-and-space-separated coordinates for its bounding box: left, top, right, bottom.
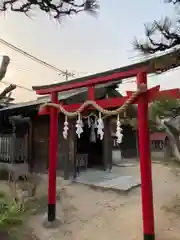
38, 97, 133, 116
38, 96, 130, 116
137, 72, 155, 236
158, 88, 180, 98
38, 107, 48, 115
126, 85, 160, 102
38, 87, 179, 116
127, 88, 180, 101
48, 92, 58, 208
35, 67, 147, 95
88, 86, 95, 100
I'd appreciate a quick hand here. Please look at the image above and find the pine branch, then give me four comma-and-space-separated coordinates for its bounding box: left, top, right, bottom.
0, 0, 100, 19
134, 0, 180, 54
133, 17, 180, 54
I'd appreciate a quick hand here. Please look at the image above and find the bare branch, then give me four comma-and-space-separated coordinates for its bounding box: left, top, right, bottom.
0, 0, 99, 19
0, 56, 10, 81
0, 56, 16, 102
0, 84, 16, 99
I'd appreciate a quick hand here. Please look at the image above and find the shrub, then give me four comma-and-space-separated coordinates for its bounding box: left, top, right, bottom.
0, 190, 23, 231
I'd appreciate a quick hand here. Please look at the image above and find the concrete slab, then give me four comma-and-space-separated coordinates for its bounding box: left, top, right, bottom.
75, 170, 140, 192
115, 163, 137, 167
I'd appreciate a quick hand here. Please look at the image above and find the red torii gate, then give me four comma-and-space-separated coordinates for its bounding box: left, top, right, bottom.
33, 59, 180, 240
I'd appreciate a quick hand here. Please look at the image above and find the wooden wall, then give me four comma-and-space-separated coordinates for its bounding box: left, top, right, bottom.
57, 115, 74, 178
31, 115, 75, 178
31, 115, 49, 172
31, 115, 138, 177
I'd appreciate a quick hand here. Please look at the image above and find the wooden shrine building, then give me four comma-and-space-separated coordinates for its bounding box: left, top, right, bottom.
0, 84, 138, 178
0, 48, 180, 181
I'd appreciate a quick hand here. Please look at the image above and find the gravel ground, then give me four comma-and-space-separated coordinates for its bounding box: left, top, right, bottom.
28, 163, 180, 240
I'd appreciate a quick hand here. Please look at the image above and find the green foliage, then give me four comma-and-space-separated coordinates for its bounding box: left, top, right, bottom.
0, 191, 23, 231
149, 97, 179, 131
150, 97, 179, 120
0, 176, 44, 240
149, 119, 164, 132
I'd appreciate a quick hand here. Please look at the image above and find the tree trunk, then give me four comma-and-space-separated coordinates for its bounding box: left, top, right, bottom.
0, 56, 10, 81
156, 116, 180, 162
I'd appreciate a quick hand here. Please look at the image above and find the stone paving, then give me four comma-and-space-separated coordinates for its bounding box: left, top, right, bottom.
75, 169, 140, 192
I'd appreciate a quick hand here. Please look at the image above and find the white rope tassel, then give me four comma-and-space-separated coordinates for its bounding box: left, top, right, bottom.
97, 112, 104, 140
76, 114, 84, 138
94, 117, 98, 128
87, 117, 91, 128
90, 119, 96, 143
116, 115, 123, 144
63, 116, 69, 139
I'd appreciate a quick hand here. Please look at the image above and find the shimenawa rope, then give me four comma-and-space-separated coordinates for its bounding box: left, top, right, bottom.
39, 83, 146, 118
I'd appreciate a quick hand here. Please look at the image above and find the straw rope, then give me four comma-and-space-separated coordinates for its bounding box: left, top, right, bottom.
39, 83, 146, 118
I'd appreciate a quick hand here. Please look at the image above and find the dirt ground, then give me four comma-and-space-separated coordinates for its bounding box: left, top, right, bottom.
27, 162, 180, 240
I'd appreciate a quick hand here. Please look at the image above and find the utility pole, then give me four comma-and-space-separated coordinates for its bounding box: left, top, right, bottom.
60, 69, 75, 81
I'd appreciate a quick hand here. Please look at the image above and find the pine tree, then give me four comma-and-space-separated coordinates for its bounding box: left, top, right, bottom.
0, 0, 99, 20
134, 1, 180, 54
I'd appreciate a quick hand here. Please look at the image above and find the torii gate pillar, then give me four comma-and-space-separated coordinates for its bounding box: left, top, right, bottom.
48, 92, 58, 222
137, 72, 155, 240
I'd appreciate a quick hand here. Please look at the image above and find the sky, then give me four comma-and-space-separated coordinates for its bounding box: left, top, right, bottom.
0, 0, 178, 102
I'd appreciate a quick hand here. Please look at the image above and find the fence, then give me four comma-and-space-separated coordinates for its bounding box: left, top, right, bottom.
0, 133, 28, 163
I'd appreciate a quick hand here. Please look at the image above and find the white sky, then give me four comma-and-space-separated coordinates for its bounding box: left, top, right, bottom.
0, 0, 179, 102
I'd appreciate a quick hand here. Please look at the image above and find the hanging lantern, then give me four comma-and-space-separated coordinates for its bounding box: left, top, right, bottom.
76, 113, 84, 138
63, 116, 69, 139
97, 112, 104, 140
116, 114, 123, 144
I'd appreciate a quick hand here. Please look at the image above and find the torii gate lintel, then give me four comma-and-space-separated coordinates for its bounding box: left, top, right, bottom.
38, 85, 161, 116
